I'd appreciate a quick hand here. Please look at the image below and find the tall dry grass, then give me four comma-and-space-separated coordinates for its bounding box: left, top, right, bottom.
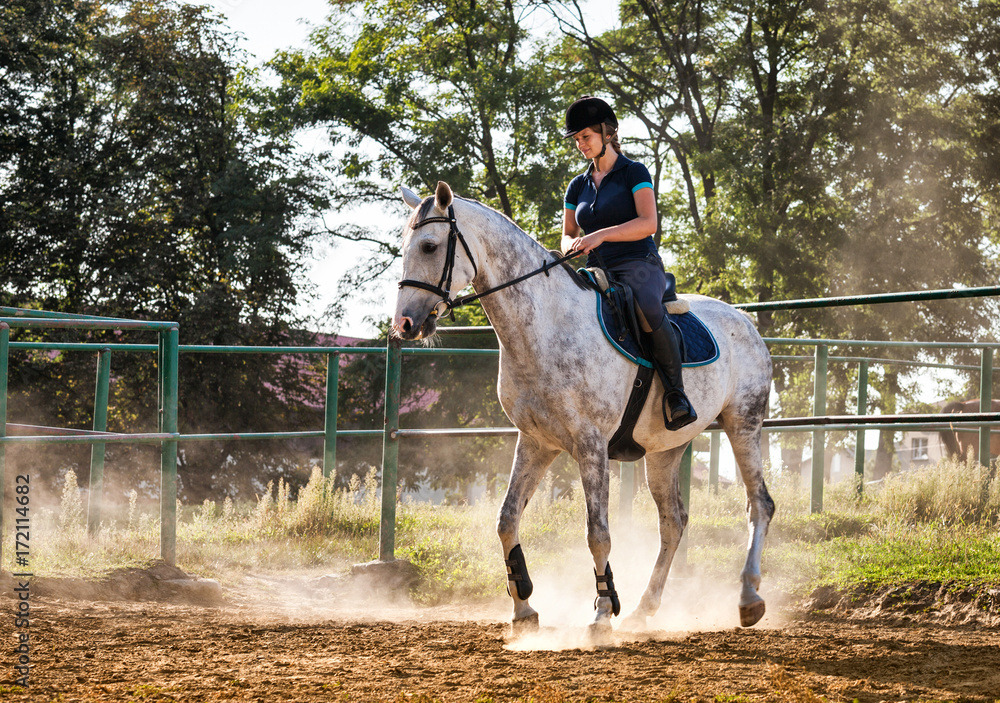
4, 454, 999, 597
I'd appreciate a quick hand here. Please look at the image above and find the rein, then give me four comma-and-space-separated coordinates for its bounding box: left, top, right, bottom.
398, 204, 579, 317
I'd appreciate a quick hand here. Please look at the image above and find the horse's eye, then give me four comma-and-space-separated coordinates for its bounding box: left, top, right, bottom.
421, 242, 438, 254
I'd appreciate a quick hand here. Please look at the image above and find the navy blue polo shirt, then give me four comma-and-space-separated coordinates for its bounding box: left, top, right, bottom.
565, 154, 657, 267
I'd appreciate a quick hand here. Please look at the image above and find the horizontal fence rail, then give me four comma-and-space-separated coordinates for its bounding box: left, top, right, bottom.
2, 282, 1000, 568
734, 284, 1000, 311
391, 413, 1000, 437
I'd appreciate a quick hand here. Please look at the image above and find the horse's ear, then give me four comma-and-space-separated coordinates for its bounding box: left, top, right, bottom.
435, 181, 453, 211
401, 186, 422, 210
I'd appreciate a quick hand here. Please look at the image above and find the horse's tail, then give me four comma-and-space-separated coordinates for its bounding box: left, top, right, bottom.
939, 401, 968, 458
939, 426, 961, 458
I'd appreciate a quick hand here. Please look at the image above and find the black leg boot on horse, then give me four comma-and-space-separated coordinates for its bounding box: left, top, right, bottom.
647, 315, 697, 431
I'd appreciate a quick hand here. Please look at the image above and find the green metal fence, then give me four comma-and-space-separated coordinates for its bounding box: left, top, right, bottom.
2, 283, 1000, 569
0, 310, 179, 568
0, 307, 390, 567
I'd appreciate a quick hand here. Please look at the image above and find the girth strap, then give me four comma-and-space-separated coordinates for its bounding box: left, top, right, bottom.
608, 364, 655, 462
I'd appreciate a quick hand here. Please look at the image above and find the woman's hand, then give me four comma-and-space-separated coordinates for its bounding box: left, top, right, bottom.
567, 231, 604, 255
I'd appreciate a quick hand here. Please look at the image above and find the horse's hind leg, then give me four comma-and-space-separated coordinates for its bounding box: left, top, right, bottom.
497, 432, 560, 635
621, 445, 689, 631
720, 404, 775, 628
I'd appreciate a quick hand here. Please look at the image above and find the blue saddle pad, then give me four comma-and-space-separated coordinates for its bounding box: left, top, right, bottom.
584, 275, 719, 368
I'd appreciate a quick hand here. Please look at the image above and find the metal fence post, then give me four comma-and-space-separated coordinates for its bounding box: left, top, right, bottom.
811, 344, 828, 513
380, 337, 402, 562
980, 347, 993, 467
157, 333, 164, 432
159, 327, 179, 565
0, 323, 8, 569
88, 348, 111, 533
323, 352, 340, 480
854, 359, 868, 495
709, 431, 721, 494
619, 461, 634, 524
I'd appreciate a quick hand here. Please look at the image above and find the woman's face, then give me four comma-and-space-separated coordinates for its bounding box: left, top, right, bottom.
572, 126, 605, 160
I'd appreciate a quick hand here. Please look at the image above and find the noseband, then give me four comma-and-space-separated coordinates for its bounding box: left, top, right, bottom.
397, 205, 478, 315
397, 203, 579, 317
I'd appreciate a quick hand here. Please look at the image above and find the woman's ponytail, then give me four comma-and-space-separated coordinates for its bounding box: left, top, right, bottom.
596, 122, 623, 160
609, 130, 622, 155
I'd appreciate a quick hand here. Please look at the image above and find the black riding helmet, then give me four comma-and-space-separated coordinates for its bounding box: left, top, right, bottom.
564, 96, 618, 137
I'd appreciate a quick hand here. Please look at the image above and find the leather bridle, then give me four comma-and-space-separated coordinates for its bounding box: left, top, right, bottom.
397, 205, 477, 317
397, 204, 578, 318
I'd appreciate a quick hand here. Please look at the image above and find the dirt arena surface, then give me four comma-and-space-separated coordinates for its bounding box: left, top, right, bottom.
4, 577, 1000, 703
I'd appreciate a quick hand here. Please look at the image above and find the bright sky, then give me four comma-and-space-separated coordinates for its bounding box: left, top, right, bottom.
193, 0, 621, 339
194, 0, 329, 62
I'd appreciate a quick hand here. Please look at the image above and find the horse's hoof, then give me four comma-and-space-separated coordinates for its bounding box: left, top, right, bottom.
510, 612, 539, 637
739, 598, 766, 627
587, 620, 613, 646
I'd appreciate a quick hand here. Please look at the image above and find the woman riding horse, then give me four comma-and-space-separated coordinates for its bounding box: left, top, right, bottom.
561, 96, 696, 431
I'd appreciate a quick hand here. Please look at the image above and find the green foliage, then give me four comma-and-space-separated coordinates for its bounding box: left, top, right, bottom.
398, 532, 497, 604
222, 466, 382, 540
877, 454, 1000, 525
267, 0, 577, 302
551, 0, 1000, 472
0, 0, 330, 501
807, 522, 1000, 589
333, 310, 518, 493
7, 0, 1000, 524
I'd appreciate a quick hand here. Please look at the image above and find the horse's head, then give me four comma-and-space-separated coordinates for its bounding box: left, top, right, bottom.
393, 181, 478, 340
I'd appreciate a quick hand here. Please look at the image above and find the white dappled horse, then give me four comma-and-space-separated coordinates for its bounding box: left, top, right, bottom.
392, 182, 774, 638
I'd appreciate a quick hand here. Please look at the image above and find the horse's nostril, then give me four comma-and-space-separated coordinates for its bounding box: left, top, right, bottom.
401, 317, 412, 333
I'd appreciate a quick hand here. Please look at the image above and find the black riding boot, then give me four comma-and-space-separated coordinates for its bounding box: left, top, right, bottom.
647, 315, 697, 431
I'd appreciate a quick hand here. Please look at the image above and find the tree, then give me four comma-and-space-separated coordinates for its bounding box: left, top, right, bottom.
547, 0, 860, 323
0, 0, 330, 500
266, 0, 578, 310
822, 0, 1000, 471
546, 0, 1000, 475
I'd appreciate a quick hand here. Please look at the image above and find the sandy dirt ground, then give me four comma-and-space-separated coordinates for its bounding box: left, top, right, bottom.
4, 574, 1000, 703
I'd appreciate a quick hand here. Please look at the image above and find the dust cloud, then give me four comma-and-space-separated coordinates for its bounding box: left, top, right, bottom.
216, 502, 791, 653
220, 569, 509, 626
503, 522, 791, 652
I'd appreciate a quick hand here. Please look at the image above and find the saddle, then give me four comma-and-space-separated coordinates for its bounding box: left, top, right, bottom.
578, 268, 719, 461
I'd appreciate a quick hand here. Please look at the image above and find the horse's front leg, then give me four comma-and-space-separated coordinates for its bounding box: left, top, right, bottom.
575, 435, 617, 639
497, 432, 560, 636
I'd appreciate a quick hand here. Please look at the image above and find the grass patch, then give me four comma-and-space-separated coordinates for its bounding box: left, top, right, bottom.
4, 455, 1000, 601
808, 521, 1000, 588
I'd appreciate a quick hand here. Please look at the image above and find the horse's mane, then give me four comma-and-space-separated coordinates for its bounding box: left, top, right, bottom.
456, 195, 591, 292
943, 400, 970, 414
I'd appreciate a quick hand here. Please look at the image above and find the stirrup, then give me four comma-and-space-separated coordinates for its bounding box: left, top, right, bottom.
662, 392, 697, 431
